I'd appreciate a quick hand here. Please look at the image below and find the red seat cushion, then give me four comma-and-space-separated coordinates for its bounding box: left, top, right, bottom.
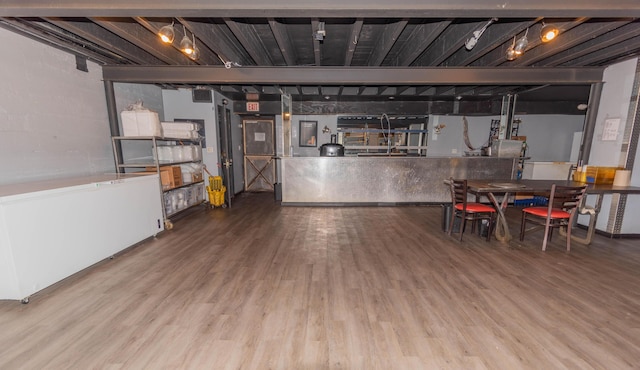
523, 207, 570, 218
455, 203, 495, 213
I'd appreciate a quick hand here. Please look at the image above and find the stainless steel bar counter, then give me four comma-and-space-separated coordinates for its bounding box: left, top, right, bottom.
280, 156, 518, 205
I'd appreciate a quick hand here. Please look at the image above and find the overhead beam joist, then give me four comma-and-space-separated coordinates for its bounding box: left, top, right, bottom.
102, 66, 604, 85
2, 1, 640, 18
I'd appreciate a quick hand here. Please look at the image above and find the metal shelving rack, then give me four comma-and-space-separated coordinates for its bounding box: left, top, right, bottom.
337, 127, 429, 155
111, 136, 205, 229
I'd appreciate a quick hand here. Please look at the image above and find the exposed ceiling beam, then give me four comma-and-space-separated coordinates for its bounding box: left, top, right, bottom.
46, 17, 162, 64
311, 19, 322, 66
389, 20, 450, 66
0, 18, 116, 64
344, 18, 363, 66
416, 86, 435, 95
92, 17, 194, 65
540, 22, 640, 66
455, 86, 478, 95
368, 19, 408, 66
178, 17, 248, 66
225, 18, 273, 66
434, 86, 456, 95
269, 18, 296, 66
102, 66, 604, 85
396, 86, 411, 95
562, 34, 640, 66
416, 19, 489, 66
2, 1, 640, 18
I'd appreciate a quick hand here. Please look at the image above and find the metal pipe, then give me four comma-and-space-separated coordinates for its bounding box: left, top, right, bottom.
103, 80, 124, 171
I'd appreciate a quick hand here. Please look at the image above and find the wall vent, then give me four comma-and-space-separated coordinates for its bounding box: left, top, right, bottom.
192, 89, 212, 103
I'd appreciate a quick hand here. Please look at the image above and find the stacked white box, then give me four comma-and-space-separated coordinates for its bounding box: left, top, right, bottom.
121, 110, 162, 137
161, 121, 200, 140
155, 146, 173, 162
161, 121, 200, 131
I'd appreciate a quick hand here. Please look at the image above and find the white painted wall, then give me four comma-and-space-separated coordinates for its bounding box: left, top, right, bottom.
588, 58, 637, 167
291, 115, 338, 157
427, 115, 493, 156
427, 114, 584, 161
0, 28, 113, 185
517, 115, 585, 161
583, 57, 640, 233
114, 83, 164, 128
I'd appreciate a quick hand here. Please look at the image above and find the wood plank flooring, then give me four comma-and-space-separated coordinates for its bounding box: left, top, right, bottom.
1, 192, 639, 369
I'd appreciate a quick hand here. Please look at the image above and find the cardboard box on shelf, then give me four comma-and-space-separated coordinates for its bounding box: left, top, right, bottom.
192, 172, 203, 183
135, 170, 172, 190
146, 165, 183, 189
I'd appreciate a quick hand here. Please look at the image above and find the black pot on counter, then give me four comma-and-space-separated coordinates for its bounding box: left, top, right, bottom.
319, 134, 345, 157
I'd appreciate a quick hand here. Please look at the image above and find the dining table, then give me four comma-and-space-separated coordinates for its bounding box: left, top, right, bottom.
463, 179, 640, 243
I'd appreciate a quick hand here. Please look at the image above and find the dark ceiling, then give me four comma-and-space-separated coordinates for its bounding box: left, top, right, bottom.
2, 1, 640, 110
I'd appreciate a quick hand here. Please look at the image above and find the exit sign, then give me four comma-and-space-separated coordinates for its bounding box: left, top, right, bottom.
246, 102, 260, 112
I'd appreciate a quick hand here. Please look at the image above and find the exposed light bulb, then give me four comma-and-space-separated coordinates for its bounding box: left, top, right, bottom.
158, 22, 175, 44
189, 46, 200, 60
540, 24, 559, 42
465, 34, 478, 50
505, 36, 518, 61
465, 18, 498, 51
180, 35, 194, 55
514, 29, 529, 55
187, 33, 199, 60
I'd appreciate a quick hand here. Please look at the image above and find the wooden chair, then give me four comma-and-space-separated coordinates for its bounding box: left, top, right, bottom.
519, 184, 587, 251
447, 178, 496, 242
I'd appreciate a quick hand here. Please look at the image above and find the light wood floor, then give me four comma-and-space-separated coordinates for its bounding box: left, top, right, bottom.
1, 192, 639, 369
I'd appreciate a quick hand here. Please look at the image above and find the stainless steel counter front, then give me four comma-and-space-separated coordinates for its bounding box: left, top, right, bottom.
281, 157, 517, 205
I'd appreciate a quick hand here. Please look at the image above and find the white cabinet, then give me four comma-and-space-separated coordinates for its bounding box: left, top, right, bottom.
111, 136, 205, 229
0, 174, 163, 302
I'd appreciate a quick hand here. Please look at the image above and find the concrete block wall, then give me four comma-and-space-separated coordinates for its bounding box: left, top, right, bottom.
0, 28, 114, 185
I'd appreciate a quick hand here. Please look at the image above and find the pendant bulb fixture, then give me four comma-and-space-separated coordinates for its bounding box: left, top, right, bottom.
158, 20, 175, 44
180, 25, 194, 55
188, 33, 199, 60
540, 23, 559, 42
514, 28, 529, 55
505, 36, 517, 61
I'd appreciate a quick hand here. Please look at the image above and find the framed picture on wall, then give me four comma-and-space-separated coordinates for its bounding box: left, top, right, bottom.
299, 120, 318, 147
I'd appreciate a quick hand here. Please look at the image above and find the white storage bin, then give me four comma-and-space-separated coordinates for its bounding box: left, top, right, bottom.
121, 111, 139, 136
186, 183, 204, 206
163, 129, 199, 140
182, 172, 193, 184
192, 145, 202, 161
171, 146, 184, 162
179, 163, 203, 184
161, 121, 201, 131
181, 145, 195, 161
163, 193, 173, 215
155, 146, 173, 162
121, 110, 162, 137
